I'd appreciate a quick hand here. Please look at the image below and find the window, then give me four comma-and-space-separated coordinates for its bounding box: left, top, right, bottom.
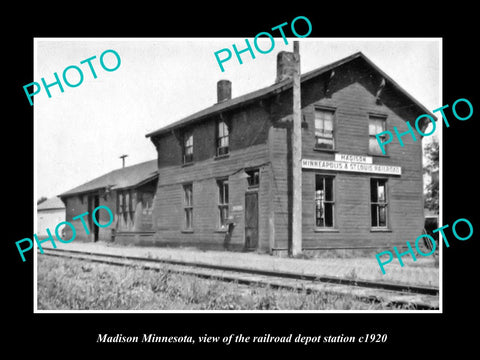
371, 178, 388, 228
183, 184, 193, 230
125, 191, 131, 222
369, 115, 387, 155
183, 130, 193, 164
141, 192, 154, 215
217, 179, 229, 229
246, 169, 259, 188
315, 175, 335, 228
118, 192, 124, 215
314, 108, 335, 150
117, 190, 134, 222
129, 191, 136, 221
216, 121, 229, 156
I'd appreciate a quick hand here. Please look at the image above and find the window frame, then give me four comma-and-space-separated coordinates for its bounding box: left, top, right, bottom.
129, 190, 136, 221
182, 130, 194, 164
368, 114, 388, 156
216, 120, 230, 157
141, 192, 154, 215
183, 183, 193, 231
118, 190, 134, 223
314, 174, 336, 229
217, 178, 229, 230
246, 169, 260, 189
117, 191, 124, 215
314, 107, 336, 151
370, 178, 389, 229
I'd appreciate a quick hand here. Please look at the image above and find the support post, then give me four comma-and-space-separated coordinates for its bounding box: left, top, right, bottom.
291, 41, 302, 257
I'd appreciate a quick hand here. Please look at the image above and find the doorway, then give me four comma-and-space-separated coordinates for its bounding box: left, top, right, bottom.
88, 194, 100, 242
244, 192, 258, 250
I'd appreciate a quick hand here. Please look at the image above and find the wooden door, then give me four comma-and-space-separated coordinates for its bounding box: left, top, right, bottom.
93, 195, 99, 241
244, 192, 258, 250
88, 195, 100, 242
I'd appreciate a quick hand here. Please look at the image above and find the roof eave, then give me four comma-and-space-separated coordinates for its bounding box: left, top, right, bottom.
357, 53, 436, 119
111, 172, 159, 190
145, 86, 287, 139
59, 172, 159, 198
58, 186, 110, 199
146, 51, 436, 138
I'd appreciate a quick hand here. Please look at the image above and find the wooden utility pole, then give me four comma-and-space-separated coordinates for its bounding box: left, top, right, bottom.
291, 41, 302, 256
119, 154, 128, 168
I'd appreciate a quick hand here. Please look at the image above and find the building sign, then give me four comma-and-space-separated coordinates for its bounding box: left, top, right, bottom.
302, 158, 401, 175
334, 153, 372, 164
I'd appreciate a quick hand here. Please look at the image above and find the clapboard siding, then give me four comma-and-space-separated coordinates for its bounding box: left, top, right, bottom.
296, 75, 424, 249
151, 103, 272, 250
268, 127, 290, 250
63, 195, 89, 240
63, 182, 157, 244
63, 193, 116, 242
149, 54, 427, 253
152, 152, 271, 249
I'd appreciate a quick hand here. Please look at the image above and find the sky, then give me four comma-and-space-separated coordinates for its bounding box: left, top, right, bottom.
34, 38, 441, 200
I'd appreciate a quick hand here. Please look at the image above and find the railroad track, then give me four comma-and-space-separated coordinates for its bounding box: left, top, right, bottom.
39, 247, 439, 310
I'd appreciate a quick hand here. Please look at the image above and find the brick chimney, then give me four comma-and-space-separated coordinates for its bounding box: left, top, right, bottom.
276, 51, 296, 83
217, 79, 231, 103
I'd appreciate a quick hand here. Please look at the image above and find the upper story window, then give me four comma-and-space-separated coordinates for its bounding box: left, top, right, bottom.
369, 115, 387, 155
183, 130, 193, 164
314, 108, 335, 150
246, 169, 260, 188
216, 120, 229, 156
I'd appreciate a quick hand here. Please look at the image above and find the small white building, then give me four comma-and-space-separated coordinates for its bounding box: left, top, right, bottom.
37, 197, 65, 236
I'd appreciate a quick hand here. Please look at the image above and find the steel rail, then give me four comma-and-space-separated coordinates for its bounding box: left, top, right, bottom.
38, 247, 439, 297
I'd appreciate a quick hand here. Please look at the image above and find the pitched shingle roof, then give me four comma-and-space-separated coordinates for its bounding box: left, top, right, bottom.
145, 51, 434, 139
59, 159, 158, 198
38, 197, 65, 210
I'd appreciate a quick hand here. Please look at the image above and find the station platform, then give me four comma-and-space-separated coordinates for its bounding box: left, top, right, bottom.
37, 240, 440, 289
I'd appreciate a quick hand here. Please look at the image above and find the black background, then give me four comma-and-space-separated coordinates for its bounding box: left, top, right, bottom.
5, 5, 478, 356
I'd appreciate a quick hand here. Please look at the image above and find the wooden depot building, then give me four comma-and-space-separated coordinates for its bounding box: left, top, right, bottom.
58, 160, 158, 243
144, 51, 433, 255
